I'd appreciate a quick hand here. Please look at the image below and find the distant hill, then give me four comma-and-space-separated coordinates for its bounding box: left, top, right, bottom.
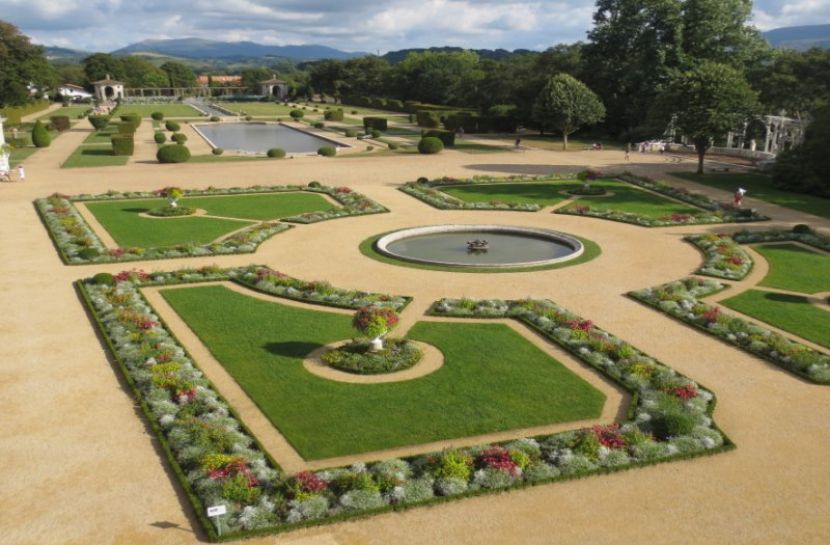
764, 24, 830, 51
112, 38, 365, 61
44, 46, 91, 63
381, 46, 535, 63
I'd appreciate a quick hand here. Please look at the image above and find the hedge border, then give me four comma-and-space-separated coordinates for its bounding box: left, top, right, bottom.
34, 184, 388, 264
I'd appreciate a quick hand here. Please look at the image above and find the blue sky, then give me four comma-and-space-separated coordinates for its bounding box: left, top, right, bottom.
1, 0, 828, 53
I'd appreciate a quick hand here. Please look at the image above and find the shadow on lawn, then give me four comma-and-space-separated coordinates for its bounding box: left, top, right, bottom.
263, 341, 323, 358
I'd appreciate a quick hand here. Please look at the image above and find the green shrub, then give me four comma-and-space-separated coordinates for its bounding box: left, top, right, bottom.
111, 134, 134, 156
88, 115, 110, 130
324, 109, 344, 121
651, 409, 696, 440
210, 116, 220, 122
171, 132, 187, 144
388, 142, 399, 150
487, 104, 519, 132
50, 115, 70, 132
351, 110, 358, 115
92, 272, 115, 286
363, 116, 388, 131
151, 112, 164, 121
793, 224, 813, 234
165, 120, 180, 132
345, 128, 358, 137
245, 115, 252, 121
416, 110, 441, 128
423, 129, 455, 147
153, 131, 166, 144
78, 247, 100, 259
290, 109, 304, 119
371, 129, 381, 138
267, 148, 286, 158
417, 136, 444, 154
157, 144, 191, 163
317, 146, 336, 157
212, 147, 224, 155
31, 120, 51, 148
120, 113, 140, 131
308, 181, 322, 188
117, 122, 136, 134
313, 121, 324, 128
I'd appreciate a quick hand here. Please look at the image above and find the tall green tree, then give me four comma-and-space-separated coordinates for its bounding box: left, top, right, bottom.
772, 104, 830, 197
532, 73, 605, 149
240, 68, 272, 93
121, 57, 168, 88
748, 48, 830, 121
160, 61, 196, 88
652, 62, 758, 173
0, 20, 56, 107
391, 50, 482, 105
82, 53, 126, 85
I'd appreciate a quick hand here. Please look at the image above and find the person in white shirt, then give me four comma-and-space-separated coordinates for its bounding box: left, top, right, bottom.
17, 164, 25, 182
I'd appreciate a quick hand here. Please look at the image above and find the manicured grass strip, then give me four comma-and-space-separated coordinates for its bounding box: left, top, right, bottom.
754, 243, 830, 294
113, 104, 203, 118
37, 105, 90, 120
62, 145, 130, 168
566, 180, 702, 218
721, 290, 830, 350
442, 181, 571, 206
9, 146, 37, 167
519, 136, 623, 151
83, 127, 118, 144
453, 141, 510, 154
215, 102, 312, 116
359, 231, 601, 273
161, 285, 605, 459
85, 192, 333, 246
187, 154, 270, 163
85, 199, 252, 247
673, 172, 830, 220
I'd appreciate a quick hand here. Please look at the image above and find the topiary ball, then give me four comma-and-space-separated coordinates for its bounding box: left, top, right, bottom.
92, 272, 115, 286
793, 224, 813, 234
151, 112, 164, 121
267, 148, 286, 158
371, 129, 381, 138
171, 132, 187, 144
308, 181, 322, 188
317, 146, 336, 157
153, 132, 166, 144
212, 147, 224, 155
165, 120, 180, 132
290, 109, 304, 119
157, 144, 191, 163
417, 137, 444, 154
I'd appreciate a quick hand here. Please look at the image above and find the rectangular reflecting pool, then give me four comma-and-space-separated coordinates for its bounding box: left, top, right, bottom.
193, 122, 345, 154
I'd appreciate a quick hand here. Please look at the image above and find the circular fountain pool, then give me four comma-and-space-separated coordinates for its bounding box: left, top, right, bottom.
375, 225, 583, 268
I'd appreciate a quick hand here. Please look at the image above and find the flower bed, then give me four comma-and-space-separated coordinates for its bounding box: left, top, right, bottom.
147, 205, 196, 217
322, 338, 422, 374
685, 234, 753, 280
399, 174, 580, 211
732, 228, 830, 252
80, 268, 733, 541
35, 183, 387, 264
629, 278, 830, 384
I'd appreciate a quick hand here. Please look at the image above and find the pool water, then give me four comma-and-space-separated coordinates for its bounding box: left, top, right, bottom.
194, 123, 342, 154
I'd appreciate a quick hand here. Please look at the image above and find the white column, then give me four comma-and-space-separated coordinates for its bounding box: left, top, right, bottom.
0, 116, 10, 173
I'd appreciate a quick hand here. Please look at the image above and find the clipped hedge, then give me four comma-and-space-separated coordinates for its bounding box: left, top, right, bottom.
267, 148, 286, 158
88, 115, 110, 130
157, 144, 191, 163
111, 134, 134, 156
31, 120, 51, 148
151, 111, 164, 121
416, 110, 441, 128
363, 117, 388, 131
417, 137, 444, 154
423, 129, 455, 147
153, 131, 166, 144
165, 120, 181, 132
171, 132, 187, 144
324, 109, 344, 121
50, 115, 71, 132
120, 113, 140, 131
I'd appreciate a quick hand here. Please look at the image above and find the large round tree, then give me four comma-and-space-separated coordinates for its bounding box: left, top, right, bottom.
532, 74, 605, 149
0, 20, 55, 107
653, 61, 758, 174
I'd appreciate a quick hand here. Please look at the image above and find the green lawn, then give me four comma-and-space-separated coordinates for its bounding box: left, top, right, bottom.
62, 145, 130, 169
160, 285, 605, 459
721, 290, 830, 349
113, 104, 204, 118
520, 135, 623, 151
37, 105, 90, 121
9, 146, 37, 167
442, 179, 700, 218
215, 102, 315, 117
85, 192, 334, 247
187, 154, 271, 163
453, 140, 511, 154
755, 244, 830, 294
673, 172, 830, 220
83, 127, 119, 144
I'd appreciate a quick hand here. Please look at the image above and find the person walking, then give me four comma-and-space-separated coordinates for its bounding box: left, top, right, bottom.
17, 164, 25, 182
514, 137, 521, 149
733, 187, 746, 207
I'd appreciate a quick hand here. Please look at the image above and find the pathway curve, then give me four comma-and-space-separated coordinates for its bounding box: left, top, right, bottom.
0, 141, 829, 545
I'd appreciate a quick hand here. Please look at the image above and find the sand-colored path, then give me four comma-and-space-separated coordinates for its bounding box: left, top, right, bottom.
1, 139, 829, 545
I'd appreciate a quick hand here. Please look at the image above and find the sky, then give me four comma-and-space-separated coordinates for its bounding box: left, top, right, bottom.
2, 0, 829, 53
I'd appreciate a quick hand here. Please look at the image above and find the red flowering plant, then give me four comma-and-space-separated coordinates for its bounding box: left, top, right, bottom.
288, 470, 328, 499
576, 168, 603, 189
669, 213, 691, 223
701, 306, 721, 324
574, 204, 591, 214
352, 305, 399, 350
567, 319, 594, 332
200, 454, 261, 505
155, 186, 184, 207
592, 424, 626, 449
479, 446, 520, 476
335, 186, 352, 194
114, 269, 150, 284
673, 384, 699, 400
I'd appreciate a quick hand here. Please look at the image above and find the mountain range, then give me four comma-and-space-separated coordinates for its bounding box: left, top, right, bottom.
43, 24, 830, 66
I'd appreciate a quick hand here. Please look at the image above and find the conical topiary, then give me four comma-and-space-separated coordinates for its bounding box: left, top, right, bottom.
31, 120, 51, 148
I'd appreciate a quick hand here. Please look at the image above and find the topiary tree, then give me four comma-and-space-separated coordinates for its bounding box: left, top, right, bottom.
156, 186, 184, 207
267, 148, 286, 158
31, 120, 51, 148
417, 136, 444, 154
352, 305, 399, 351
165, 120, 180, 132
151, 112, 164, 121
88, 115, 110, 130
111, 134, 134, 156
153, 131, 166, 144
156, 144, 191, 163
533, 73, 605, 149
289, 109, 304, 120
